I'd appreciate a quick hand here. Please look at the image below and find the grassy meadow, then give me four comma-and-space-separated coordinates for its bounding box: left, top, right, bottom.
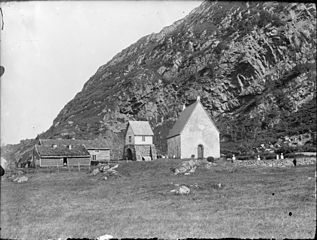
1, 159, 316, 239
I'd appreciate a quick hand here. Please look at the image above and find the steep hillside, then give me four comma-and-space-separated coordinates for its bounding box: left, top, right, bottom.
7, 1, 316, 161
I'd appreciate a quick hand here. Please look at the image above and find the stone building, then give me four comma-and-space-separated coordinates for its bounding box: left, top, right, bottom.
167, 96, 220, 159
123, 121, 157, 161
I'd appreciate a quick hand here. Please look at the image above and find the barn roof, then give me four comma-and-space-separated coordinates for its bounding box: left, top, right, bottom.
39, 139, 110, 150
167, 99, 219, 139
128, 121, 154, 136
35, 144, 90, 157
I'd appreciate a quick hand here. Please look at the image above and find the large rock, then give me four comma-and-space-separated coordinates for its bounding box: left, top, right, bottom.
171, 185, 191, 195
173, 159, 202, 175
90, 168, 100, 176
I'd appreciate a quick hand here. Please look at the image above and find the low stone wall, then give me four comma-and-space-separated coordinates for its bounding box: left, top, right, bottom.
232, 157, 316, 167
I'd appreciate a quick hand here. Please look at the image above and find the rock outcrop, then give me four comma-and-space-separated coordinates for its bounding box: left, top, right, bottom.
3, 2, 316, 160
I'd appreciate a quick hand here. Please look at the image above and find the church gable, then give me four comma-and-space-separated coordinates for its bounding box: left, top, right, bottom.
183, 101, 218, 134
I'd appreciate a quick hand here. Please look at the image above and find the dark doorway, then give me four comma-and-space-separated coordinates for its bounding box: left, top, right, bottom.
126, 148, 133, 160
63, 157, 67, 166
197, 144, 204, 159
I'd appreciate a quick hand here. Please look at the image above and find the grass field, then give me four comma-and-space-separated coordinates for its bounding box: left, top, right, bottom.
1, 159, 316, 239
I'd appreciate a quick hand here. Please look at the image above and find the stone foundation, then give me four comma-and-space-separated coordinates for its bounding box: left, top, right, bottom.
123, 144, 157, 161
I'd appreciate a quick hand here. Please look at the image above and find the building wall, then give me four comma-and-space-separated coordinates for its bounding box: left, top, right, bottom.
33, 148, 40, 167
125, 125, 135, 145
39, 157, 91, 167
88, 149, 110, 161
67, 157, 91, 166
40, 158, 63, 167
167, 135, 181, 158
134, 136, 153, 145
125, 125, 153, 145
181, 103, 220, 159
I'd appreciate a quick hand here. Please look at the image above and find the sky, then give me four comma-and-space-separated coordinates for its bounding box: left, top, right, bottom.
0, 1, 202, 145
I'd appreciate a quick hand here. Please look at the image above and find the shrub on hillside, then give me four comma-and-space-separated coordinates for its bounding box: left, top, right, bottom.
297, 145, 317, 152
262, 153, 276, 160
207, 156, 215, 162
236, 155, 254, 161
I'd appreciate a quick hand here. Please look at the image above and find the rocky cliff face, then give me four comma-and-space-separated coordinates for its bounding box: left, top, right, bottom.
39, 1, 316, 158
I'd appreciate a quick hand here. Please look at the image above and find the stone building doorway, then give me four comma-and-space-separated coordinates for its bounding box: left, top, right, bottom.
197, 144, 204, 159
126, 148, 133, 160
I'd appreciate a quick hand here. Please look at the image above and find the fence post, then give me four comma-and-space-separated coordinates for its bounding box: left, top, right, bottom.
57, 164, 59, 173
78, 162, 80, 172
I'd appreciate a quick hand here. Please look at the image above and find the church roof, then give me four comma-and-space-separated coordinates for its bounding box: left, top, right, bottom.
167, 99, 219, 139
128, 121, 154, 136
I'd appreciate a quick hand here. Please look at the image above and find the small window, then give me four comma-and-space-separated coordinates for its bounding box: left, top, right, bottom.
142, 136, 145, 141
92, 155, 96, 161
128, 136, 132, 143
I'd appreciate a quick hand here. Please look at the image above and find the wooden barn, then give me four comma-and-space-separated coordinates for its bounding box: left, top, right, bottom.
33, 144, 91, 167
80, 140, 111, 164
33, 139, 111, 167
123, 121, 157, 161
167, 96, 220, 159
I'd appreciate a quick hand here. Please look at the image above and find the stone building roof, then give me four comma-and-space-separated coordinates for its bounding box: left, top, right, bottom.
167, 98, 219, 139
128, 121, 154, 136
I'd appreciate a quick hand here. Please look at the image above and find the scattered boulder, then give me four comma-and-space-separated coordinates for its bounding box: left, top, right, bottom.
89, 163, 120, 179
7, 174, 16, 180
172, 159, 201, 175
188, 166, 197, 173
205, 162, 217, 169
109, 164, 119, 170
99, 165, 110, 172
17, 170, 24, 175
171, 185, 191, 195
13, 176, 28, 183
97, 234, 113, 240
178, 185, 190, 195
90, 168, 100, 176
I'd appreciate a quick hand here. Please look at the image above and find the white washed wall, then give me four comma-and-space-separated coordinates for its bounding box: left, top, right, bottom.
134, 136, 153, 145
125, 125, 135, 145
181, 103, 220, 159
